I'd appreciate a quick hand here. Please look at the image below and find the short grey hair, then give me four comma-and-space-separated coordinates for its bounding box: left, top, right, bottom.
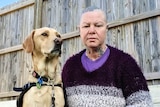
81, 6, 107, 22
82, 6, 101, 14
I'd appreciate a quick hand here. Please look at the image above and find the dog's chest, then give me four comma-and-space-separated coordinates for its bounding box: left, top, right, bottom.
24, 86, 52, 102
22, 86, 53, 107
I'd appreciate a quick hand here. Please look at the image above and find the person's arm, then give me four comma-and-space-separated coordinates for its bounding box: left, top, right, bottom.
121, 54, 153, 107
63, 87, 69, 107
62, 59, 70, 107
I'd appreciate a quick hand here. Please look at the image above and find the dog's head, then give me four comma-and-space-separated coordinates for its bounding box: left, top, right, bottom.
23, 27, 62, 58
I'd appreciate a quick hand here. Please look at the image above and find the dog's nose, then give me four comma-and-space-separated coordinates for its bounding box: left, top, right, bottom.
54, 38, 62, 44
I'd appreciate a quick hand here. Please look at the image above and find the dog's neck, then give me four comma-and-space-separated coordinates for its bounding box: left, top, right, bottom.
28, 51, 60, 83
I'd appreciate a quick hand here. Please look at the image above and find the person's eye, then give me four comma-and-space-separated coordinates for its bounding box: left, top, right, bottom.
82, 25, 89, 28
96, 25, 103, 27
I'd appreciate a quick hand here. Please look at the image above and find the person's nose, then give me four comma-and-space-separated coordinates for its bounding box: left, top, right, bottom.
88, 25, 96, 34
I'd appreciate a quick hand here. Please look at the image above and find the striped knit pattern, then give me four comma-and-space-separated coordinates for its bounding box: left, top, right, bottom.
65, 85, 152, 107
66, 85, 125, 107
126, 91, 153, 107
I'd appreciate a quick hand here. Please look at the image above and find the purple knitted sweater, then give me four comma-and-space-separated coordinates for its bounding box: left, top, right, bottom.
62, 45, 153, 107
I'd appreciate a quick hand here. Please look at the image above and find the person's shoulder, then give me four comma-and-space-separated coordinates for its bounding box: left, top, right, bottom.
107, 45, 127, 56
107, 45, 140, 70
107, 45, 135, 60
65, 49, 85, 63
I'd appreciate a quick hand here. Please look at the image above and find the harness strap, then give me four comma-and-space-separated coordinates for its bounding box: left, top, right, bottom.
54, 84, 62, 87
13, 83, 62, 107
13, 83, 48, 107
13, 83, 35, 92
13, 71, 62, 107
13, 83, 48, 92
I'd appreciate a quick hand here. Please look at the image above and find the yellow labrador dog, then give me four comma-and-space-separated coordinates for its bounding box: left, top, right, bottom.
15, 27, 64, 107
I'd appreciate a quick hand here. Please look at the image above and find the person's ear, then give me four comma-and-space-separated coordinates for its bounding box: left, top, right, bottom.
106, 24, 108, 31
106, 24, 108, 29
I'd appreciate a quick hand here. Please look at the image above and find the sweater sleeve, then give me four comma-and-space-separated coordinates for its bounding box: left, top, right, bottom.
62, 59, 69, 107
121, 54, 153, 107
63, 87, 69, 107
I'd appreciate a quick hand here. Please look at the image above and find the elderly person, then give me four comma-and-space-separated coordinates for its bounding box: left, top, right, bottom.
62, 6, 153, 107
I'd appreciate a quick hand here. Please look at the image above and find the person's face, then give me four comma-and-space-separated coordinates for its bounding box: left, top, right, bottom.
79, 10, 107, 48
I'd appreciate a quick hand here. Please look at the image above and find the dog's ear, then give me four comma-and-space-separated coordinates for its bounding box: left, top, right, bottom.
23, 30, 35, 53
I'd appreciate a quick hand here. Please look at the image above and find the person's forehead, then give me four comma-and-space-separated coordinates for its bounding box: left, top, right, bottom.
81, 10, 106, 21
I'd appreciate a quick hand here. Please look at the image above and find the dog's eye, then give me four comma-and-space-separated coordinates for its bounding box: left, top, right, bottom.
56, 34, 61, 38
41, 33, 48, 36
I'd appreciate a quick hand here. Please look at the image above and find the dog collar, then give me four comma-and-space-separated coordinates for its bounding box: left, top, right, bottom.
32, 71, 48, 82
32, 71, 49, 89
32, 71, 62, 88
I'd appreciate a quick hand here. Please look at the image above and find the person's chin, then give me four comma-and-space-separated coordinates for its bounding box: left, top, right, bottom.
86, 43, 99, 48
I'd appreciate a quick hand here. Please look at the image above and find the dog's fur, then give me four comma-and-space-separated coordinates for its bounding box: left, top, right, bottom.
22, 27, 64, 107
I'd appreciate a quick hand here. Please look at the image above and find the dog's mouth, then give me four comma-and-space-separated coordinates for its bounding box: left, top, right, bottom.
51, 43, 62, 55
45, 40, 62, 58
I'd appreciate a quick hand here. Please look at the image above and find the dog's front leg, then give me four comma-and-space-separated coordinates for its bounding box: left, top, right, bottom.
48, 79, 64, 107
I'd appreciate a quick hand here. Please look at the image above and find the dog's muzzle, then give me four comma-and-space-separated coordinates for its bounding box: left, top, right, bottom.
50, 38, 62, 56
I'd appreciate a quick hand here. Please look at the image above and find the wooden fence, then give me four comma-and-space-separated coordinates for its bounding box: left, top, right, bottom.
0, 0, 160, 101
